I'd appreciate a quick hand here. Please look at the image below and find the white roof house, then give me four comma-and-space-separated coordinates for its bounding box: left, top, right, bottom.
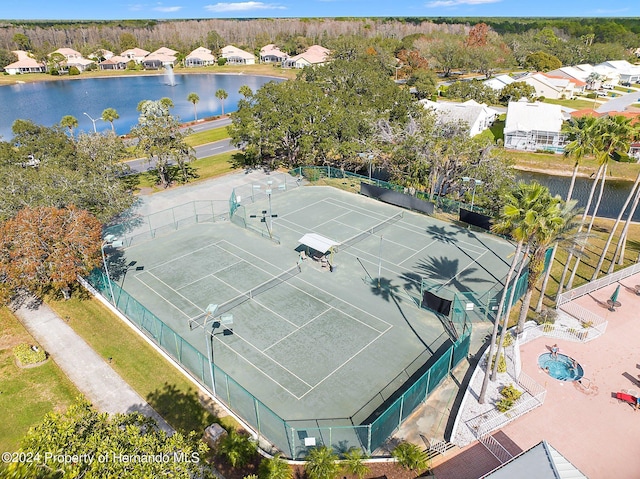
483, 74, 515, 91
120, 48, 150, 64
482, 441, 587, 479
504, 100, 567, 153
520, 72, 580, 99
66, 56, 95, 72
260, 44, 289, 63
597, 60, 640, 85
421, 99, 499, 137
51, 47, 83, 60
185, 47, 216, 67
221, 45, 255, 65
284, 45, 330, 69
4, 50, 45, 75
143, 47, 177, 69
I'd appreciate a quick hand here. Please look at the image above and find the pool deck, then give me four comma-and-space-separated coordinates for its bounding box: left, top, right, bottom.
431, 271, 640, 479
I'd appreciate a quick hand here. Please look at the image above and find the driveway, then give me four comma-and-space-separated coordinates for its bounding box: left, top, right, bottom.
595, 86, 640, 113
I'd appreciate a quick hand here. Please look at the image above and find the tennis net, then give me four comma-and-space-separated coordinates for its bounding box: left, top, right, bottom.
215, 264, 302, 317
340, 211, 404, 250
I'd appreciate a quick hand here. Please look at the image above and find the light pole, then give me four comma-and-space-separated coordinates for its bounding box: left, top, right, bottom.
358, 153, 374, 181
101, 234, 123, 305
84, 112, 100, 133
462, 177, 483, 209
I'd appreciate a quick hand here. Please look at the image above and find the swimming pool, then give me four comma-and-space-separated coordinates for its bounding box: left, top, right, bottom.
538, 353, 584, 381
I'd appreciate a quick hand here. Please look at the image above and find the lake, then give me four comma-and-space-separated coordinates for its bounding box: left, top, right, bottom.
518, 171, 639, 222
0, 73, 283, 139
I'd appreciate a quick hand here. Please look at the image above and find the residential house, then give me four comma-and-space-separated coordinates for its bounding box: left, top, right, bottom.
143, 47, 178, 69
481, 441, 587, 479
421, 99, 499, 137
3, 50, 45, 74
221, 45, 255, 65
520, 72, 581, 99
89, 49, 114, 61
483, 74, 514, 91
597, 60, 640, 85
504, 100, 567, 153
185, 47, 216, 67
49, 47, 95, 72
99, 55, 128, 70
283, 45, 330, 69
120, 47, 150, 64
260, 44, 288, 64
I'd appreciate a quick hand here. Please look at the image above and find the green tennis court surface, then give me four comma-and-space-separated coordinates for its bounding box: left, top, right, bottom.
114, 185, 514, 452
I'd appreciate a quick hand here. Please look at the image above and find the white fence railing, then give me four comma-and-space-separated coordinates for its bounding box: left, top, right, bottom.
557, 261, 640, 306
518, 318, 606, 345
478, 433, 513, 464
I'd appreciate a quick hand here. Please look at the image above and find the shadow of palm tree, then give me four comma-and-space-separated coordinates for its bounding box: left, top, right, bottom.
416, 256, 492, 294
426, 224, 458, 244
370, 277, 432, 353
146, 382, 219, 434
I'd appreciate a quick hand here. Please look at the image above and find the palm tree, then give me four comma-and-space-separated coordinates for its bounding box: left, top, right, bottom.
609, 181, 640, 271
305, 446, 340, 479
391, 442, 429, 473
217, 429, 256, 468
101, 108, 119, 131
341, 447, 370, 479
60, 115, 78, 137
239, 85, 253, 98
479, 182, 553, 402
216, 88, 229, 115
187, 92, 200, 121
258, 453, 292, 479
518, 200, 581, 329
592, 172, 640, 279
565, 115, 634, 290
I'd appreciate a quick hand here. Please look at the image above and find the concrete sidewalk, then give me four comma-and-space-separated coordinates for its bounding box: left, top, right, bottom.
13, 296, 173, 434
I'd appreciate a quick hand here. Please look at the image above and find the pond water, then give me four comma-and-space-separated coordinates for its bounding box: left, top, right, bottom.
518, 171, 639, 222
0, 73, 283, 139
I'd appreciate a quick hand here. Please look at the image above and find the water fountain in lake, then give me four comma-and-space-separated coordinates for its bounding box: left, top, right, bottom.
164, 65, 176, 86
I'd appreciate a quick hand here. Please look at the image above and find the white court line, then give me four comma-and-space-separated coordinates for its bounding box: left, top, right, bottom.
261, 306, 330, 353
298, 323, 392, 400
146, 240, 224, 272
213, 336, 310, 400
134, 273, 194, 319
441, 250, 489, 289
176, 258, 244, 291
212, 326, 313, 396
145, 271, 204, 314
398, 239, 439, 266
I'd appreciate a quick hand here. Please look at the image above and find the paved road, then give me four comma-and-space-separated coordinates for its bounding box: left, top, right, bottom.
125, 116, 236, 174
13, 296, 174, 434
596, 85, 640, 113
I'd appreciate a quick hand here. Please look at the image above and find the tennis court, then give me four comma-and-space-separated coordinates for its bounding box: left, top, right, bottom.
112, 182, 514, 455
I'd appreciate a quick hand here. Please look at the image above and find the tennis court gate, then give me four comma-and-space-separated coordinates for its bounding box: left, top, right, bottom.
84, 267, 471, 459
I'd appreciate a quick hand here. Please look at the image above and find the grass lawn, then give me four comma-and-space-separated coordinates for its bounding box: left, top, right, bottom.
48, 296, 239, 434
184, 126, 230, 147
543, 98, 599, 109
132, 151, 243, 191
504, 150, 640, 182
0, 308, 79, 452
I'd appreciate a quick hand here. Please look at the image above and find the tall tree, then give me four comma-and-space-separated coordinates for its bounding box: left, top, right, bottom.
131, 98, 194, 187
216, 88, 229, 116
101, 107, 120, 131
479, 183, 556, 401
593, 172, 640, 278
187, 92, 200, 121
517, 200, 580, 330
0, 205, 102, 301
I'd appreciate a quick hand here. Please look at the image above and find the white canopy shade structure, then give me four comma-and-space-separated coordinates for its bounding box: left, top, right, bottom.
298, 233, 340, 254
